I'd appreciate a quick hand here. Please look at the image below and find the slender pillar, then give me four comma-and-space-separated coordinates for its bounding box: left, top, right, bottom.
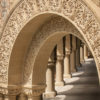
70, 36, 77, 72
63, 35, 71, 78
84, 45, 88, 60
55, 39, 64, 86
44, 52, 56, 98
80, 42, 84, 63
76, 39, 81, 67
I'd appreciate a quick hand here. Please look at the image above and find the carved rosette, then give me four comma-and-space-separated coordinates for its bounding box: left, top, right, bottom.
0, 0, 100, 85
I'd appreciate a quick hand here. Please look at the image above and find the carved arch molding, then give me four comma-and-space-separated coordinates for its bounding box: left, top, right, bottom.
0, 0, 100, 85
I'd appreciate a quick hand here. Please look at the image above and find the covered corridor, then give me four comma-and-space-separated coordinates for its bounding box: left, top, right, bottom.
44, 58, 100, 100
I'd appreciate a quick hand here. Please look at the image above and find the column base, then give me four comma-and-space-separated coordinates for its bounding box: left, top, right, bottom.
63, 74, 72, 79
43, 91, 56, 98
55, 81, 64, 86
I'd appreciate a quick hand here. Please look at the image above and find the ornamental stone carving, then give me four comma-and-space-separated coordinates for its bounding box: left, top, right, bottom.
0, 85, 21, 96
0, 0, 100, 85
22, 85, 46, 96
0, 87, 8, 95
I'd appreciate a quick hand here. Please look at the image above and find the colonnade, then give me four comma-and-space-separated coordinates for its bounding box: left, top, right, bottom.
44, 35, 89, 99
0, 35, 89, 100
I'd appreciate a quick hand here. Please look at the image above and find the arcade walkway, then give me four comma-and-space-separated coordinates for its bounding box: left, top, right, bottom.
44, 58, 100, 100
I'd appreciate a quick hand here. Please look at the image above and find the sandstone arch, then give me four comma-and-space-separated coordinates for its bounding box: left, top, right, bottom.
0, 0, 100, 88
23, 16, 84, 86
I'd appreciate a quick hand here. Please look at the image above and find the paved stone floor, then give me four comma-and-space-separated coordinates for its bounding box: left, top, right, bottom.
44, 58, 100, 100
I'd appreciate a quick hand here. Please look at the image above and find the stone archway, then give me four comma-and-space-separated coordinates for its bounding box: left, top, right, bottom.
0, 0, 100, 89
23, 16, 84, 86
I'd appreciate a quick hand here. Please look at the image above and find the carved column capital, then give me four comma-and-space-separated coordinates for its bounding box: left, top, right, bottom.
22, 88, 32, 97
48, 61, 55, 67
65, 50, 71, 55
32, 85, 46, 96
57, 55, 64, 61
22, 85, 46, 97
48, 57, 55, 67
8, 85, 21, 96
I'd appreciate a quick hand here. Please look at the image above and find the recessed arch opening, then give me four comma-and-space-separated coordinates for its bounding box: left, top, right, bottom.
8, 13, 99, 87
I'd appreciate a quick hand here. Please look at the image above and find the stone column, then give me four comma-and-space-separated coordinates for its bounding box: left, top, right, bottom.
76, 39, 81, 67
70, 36, 77, 72
44, 53, 56, 98
84, 45, 88, 61
63, 35, 71, 78
80, 42, 84, 63
55, 39, 64, 86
